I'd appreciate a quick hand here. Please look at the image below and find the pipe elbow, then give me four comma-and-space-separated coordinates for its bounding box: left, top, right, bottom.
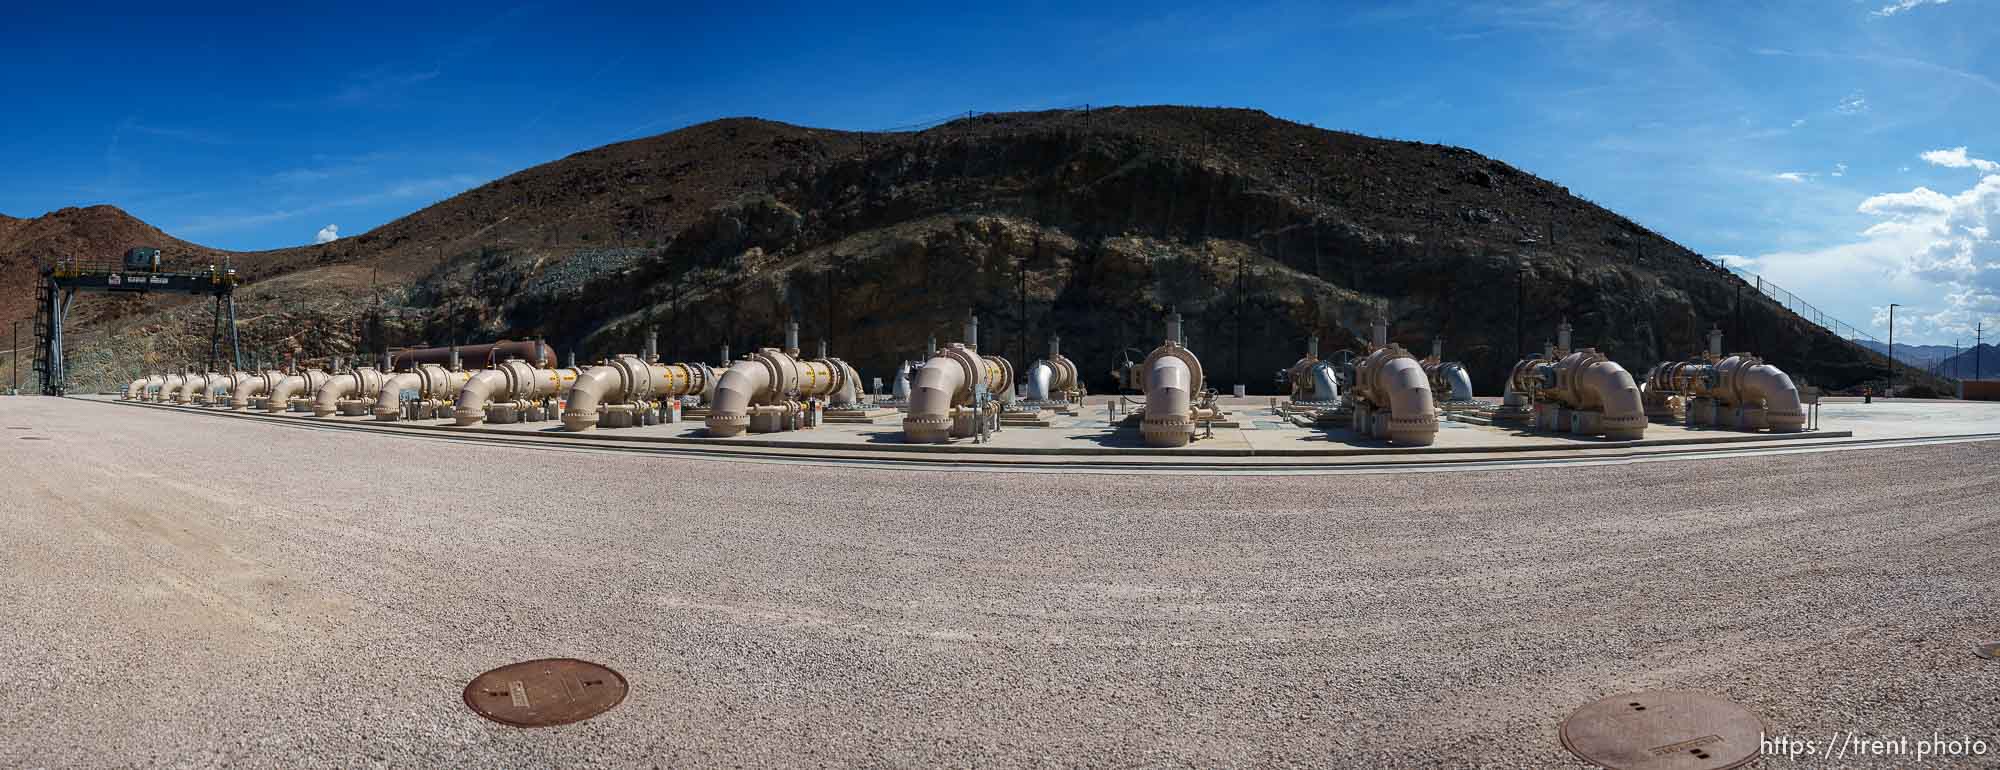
1025, 362, 1054, 401
266, 376, 306, 413
1579, 362, 1647, 440
1308, 361, 1340, 402
1741, 363, 1807, 432
1143, 356, 1194, 447
373, 373, 420, 420
314, 377, 355, 417
705, 362, 770, 437
560, 367, 620, 431
1445, 364, 1473, 402
903, 357, 964, 443
454, 370, 508, 426
230, 376, 265, 411
1379, 357, 1439, 446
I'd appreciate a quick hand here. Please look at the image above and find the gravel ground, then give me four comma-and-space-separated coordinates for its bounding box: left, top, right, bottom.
0, 396, 1995, 768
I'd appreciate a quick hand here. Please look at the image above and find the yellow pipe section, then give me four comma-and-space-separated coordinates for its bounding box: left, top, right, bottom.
706, 349, 846, 437
456, 361, 581, 425
561, 355, 712, 431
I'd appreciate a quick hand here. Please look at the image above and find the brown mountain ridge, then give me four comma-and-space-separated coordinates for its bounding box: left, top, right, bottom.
0, 105, 1917, 395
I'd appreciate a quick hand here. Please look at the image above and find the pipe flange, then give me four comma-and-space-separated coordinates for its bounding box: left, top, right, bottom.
749, 349, 796, 401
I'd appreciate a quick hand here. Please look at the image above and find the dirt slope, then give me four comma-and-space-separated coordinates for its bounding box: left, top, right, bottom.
1, 106, 1919, 395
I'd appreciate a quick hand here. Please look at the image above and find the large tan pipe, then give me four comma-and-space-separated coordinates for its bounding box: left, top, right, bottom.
158, 374, 185, 402
457, 361, 580, 425
176, 374, 210, 404
265, 370, 331, 413
388, 339, 557, 370
1142, 355, 1194, 447
903, 356, 965, 443
313, 367, 387, 416
1650, 355, 1805, 433
561, 355, 711, 431
901, 344, 1011, 443
705, 361, 771, 437
1570, 357, 1646, 440
125, 378, 145, 399
1353, 346, 1440, 446
1739, 363, 1807, 432
373, 365, 471, 420
704, 349, 846, 437
230, 370, 286, 410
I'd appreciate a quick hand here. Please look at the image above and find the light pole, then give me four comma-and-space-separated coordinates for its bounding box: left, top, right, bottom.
10, 319, 18, 393
1887, 303, 1900, 397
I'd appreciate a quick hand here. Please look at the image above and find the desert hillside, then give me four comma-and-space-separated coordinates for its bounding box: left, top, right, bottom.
1, 106, 1917, 395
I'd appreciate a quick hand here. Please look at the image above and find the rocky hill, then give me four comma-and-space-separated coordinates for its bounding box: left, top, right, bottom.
2, 106, 1927, 396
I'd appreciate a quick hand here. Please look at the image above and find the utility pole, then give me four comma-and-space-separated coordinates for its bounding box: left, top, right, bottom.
1888, 303, 1900, 397
10, 320, 17, 393
1978, 321, 1984, 381
1515, 255, 1527, 363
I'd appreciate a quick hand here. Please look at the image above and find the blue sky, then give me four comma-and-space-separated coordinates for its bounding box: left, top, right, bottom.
0, 1, 1994, 344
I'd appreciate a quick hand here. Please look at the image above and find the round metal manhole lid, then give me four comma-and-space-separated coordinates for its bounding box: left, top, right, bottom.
1560, 690, 1765, 769
463, 658, 627, 728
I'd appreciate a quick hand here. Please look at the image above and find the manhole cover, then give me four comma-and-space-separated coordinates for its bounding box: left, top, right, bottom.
463, 658, 627, 728
1560, 690, 1765, 769
1977, 643, 2000, 660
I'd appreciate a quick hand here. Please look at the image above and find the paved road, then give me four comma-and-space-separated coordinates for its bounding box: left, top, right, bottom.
2, 397, 1995, 767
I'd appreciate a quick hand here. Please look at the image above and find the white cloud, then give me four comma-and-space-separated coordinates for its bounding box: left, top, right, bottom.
315, 224, 340, 244
1920, 146, 2000, 173
1871, 0, 1950, 17
1837, 92, 1869, 114
1714, 254, 1758, 269
1833, 162, 1848, 177
1791, 118, 1807, 128
1753, 173, 2000, 340
1772, 172, 1815, 183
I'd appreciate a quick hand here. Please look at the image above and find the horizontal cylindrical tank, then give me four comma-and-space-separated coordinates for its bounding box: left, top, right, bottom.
387, 340, 556, 371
